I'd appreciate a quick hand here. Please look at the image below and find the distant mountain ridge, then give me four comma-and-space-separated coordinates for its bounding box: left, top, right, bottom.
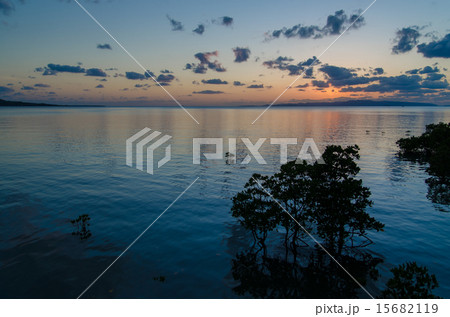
0, 99, 105, 107
271, 99, 446, 108
0, 98, 448, 108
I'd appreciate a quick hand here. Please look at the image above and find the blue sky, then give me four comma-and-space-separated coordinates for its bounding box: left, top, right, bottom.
0, 0, 449, 105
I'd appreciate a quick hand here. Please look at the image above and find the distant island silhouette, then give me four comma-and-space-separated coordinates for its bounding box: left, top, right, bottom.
0, 99, 105, 107
0, 98, 448, 108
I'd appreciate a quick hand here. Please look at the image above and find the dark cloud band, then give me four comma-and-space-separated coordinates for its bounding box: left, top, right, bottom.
267, 10, 365, 41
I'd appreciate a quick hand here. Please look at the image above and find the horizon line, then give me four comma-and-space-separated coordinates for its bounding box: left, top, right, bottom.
1, 98, 449, 108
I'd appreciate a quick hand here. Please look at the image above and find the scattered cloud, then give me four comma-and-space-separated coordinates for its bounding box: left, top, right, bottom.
125, 71, 146, 80
34, 83, 50, 88
125, 71, 154, 80
338, 73, 448, 94
311, 80, 329, 88
21, 86, 35, 90
233, 81, 245, 86
193, 90, 224, 94
319, 64, 353, 80
233, 47, 251, 63
0, 0, 14, 16
194, 52, 215, 64
0, 86, 14, 95
419, 66, 439, 74
421, 79, 448, 89
405, 68, 419, 75
201, 78, 228, 85
372, 67, 384, 75
266, 10, 365, 41
406, 65, 440, 74
220, 16, 233, 26
86, 68, 107, 77
157, 74, 175, 84
43, 69, 57, 76
193, 24, 205, 35
319, 64, 376, 87
323, 10, 364, 34
303, 60, 450, 99
417, 33, 450, 58
167, 15, 183, 31
46, 63, 85, 74
185, 51, 226, 74
427, 73, 445, 81
97, 43, 112, 50
95, 84, 104, 88
340, 75, 421, 93
35, 62, 101, 77
134, 83, 150, 88
247, 84, 264, 89
192, 16, 233, 34
392, 26, 421, 54
263, 56, 319, 76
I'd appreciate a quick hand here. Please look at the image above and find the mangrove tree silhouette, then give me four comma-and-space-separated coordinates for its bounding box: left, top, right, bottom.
397, 122, 450, 208
230, 145, 385, 298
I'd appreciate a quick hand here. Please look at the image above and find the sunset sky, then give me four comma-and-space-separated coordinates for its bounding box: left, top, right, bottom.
0, 0, 449, 106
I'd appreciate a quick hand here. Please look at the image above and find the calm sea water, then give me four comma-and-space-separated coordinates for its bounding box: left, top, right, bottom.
0, 106, 449, 298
